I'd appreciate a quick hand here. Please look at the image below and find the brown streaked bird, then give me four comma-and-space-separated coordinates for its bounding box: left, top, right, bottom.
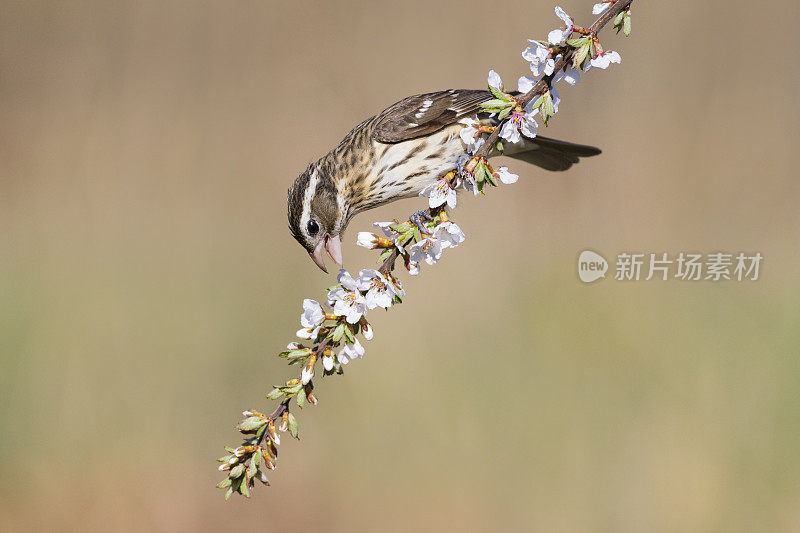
287, 89, 600, 272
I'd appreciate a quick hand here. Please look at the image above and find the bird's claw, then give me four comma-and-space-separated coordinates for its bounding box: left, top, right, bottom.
410, 210, 432, 236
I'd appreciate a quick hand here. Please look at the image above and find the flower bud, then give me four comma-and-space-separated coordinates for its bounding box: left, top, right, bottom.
262, 454, 276, 470
301, 353, 316, 385
279, 411, 289, 432
322, 351, 334, 371
361, 320, 373, 340
307, 391, 318, 405
267, 420, 279, 445
357, 232, 380, 249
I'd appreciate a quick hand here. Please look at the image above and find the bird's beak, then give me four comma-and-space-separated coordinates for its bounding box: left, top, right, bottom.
309, 234, 343, 273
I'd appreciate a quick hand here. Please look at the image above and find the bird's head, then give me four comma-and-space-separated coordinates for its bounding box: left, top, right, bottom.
287, 164, 346, 272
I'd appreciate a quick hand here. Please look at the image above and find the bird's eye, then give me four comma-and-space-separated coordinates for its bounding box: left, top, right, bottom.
307, 219, 320, 236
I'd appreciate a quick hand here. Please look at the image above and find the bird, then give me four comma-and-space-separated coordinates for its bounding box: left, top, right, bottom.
287, 89, 601, 272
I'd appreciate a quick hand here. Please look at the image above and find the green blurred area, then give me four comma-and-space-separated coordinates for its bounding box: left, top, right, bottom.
1, 1, 799, 531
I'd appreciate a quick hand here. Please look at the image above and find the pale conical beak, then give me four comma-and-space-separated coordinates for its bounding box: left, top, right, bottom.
309, 234, 343, 273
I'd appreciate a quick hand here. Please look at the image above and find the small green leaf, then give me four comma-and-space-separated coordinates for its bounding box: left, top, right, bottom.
498, 106, 512, 121
566, 36, 589, 47
343, 325, 355, 344
479, 99, 513, 112
296, 387, 306, 408
573, 43, 591, 69
623, 13, 632, 36
288, 413, 299, 439
217, 478, 232, 489
237, 416, 266, 433
613, 10, 625, 27
229, 463, 244, 478
266, 388, 283, 400
225, 487, 233, 500
331, 323, 345, 343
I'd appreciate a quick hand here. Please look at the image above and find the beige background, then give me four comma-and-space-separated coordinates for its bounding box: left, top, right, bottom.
2, 1, 799, 531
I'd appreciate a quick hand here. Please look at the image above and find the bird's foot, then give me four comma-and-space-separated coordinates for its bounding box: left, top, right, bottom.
410, 210, 433, 236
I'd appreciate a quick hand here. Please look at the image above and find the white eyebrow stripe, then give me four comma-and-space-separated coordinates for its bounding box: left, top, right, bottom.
299, 167, 318, 237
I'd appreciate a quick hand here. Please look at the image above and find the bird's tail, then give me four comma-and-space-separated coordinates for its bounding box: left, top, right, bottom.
500, 136, 601, 172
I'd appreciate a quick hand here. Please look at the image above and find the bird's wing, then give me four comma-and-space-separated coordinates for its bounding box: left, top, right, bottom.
372, 90, 492, 143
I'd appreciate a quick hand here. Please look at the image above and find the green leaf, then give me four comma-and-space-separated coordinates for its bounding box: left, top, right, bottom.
225, 487, 233, 500
573, 43, 591, 69
288, 413, 299, 439
237, 416, 266, 432
498, 106, 512, 121
331, 323, 345, 343
343, 324, 355, 344
496, 141, 504, 153
266, 388, 283, 400
488, 84, 510, 102
241, 478, 251, 498
229, 463, 244, 478
296, 387, 306, 408
623, 13, 632, 36
479, 99, 513, 112
613, 9, 625, 27
217, 478, 232, 489
566, 36, 589, 47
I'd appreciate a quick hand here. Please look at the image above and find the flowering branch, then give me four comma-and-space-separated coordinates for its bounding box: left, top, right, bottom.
218, 0, 634, 499
473, 0, 633, 161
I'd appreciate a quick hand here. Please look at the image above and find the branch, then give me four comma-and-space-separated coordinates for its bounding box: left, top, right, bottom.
218, 0, 635, 500
475, 0, 633, 159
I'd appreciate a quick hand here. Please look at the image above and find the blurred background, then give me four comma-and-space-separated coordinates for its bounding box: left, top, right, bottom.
1, 1, 799, 531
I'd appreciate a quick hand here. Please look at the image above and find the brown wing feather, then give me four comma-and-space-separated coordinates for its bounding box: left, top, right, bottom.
372, 89, 492, 143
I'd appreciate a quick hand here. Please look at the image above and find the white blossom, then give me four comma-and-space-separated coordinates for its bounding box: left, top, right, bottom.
553, 66, 581, 86
500, 110, 538, 143
548, 6, 574, 45
322, 351, 334, 371
420, 178, 457, 209
327, 270, 368, 324
338, 338, 365, 365
592, 1, 612, 15
522, 41, 555, 77
409, 237, 445, 265
357, 269, 398, 310
488, 69, 503, 91
356, 231, 380, 249
458, 116, 486, 153
487, 74, 539, 144
300, 298, 324, 329
495, 166, 519, 184
432, 222, 466, 249
296, 325, 320, 340
587, 50, 621, 70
